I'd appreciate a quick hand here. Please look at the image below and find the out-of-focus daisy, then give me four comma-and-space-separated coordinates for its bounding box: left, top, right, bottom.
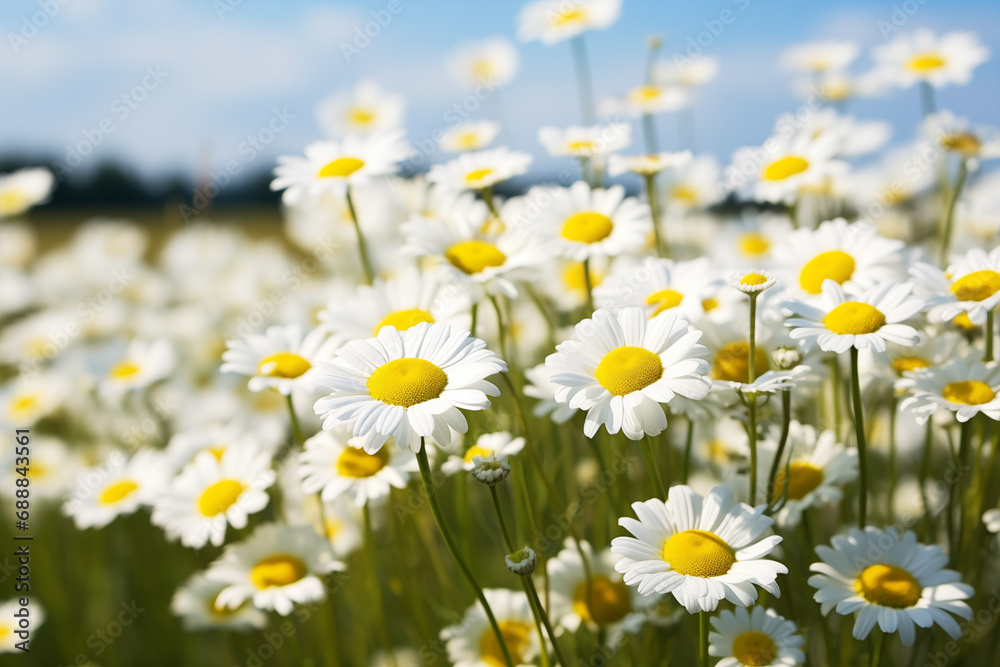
165, 421, 279, 471
152, 448, 275, 548
594, 257, 721, 322
872, 30, 989, 89
313, 322, 506, 453
0, 374, 65, 427
208, 523, 345, 616
99, 338, 176, 401
1, 435, 80, 502
428, 148, 532, 192
524, 363, 579, 424
709, 606, 805, 667
729, 131, 846, 204
785, 280, 923, 353
441, 431, 525, 475
0, 599, 44, 653
441, 587, 540, 667
448, 38, 519, 87
222, 324, 334, 396
538, 123, 631, 160
655, 57, 720, 88
921, 111, 1000, 161
439, 121, 503, 153
600, 84, 688, 117
370, 648, 424, 667
984, 508, 1000, 534
517, 0, 622, 45
612, 485, 786, 613
315, 79, 404, 138
795, 109, 891, 158
808, 527, 972, 645
0, 167, 54, 219
910, 246, 1000, 325
171, 573, 268, 631
64, 449, 169, 529
780, 41, 859, 73
898, 353, 1000, 423
545, 307, 711, 440
298, 427, 415, 506
608, 150, 692, 177
661, 154, 722, 211
271, 132, 413, 204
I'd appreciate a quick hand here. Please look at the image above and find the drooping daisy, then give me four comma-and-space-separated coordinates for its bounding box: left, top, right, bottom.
313, 322, 506, 453
0, 167, 54, 219
872, 30, 989, 89
709, 606, 805, 667
298, 427, 415, 506
439, 120, 503, 153
537, 123, 631, 160
593, 257, 721, 323
64, 449, 170, 529
808, 527, 973, 646
208, 523, 345, 616
612, 485, 786, 613
99, 338, 176, 401
448, 38, 519, 87
728, 130, 846, 205
0, 599, 44, 653
523, 363, 579, 424
920, 111, 1000, 161
152, 448, 276, 548
428, 148, 533, 192
315, 79, 404, 138
271, 132, 413, 204
910, 246, 1000, 325
171, 573, 268, 631
898, 352, 1000, 423
221, 324, 334, 396
441, 431, 525, 475
546, 307, 711, 440
607, 150, 692, 177
441, 587, 540, 667
517, 0, 622, 45
784, 280, 924, 353
780, 41, 859, 74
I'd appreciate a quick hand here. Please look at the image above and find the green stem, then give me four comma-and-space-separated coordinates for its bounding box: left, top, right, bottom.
489, 485, 515, 552
828, 355, 842, 437
570, 36, 595, 125
850, 348, 868, 529
363, 505, 396, 667
682, 416, 695, 484
766, 390, 793, 507
748, 393, 759, 505
954, 420, 973, 560
888, 398, 898, 524
470, 302, 479, 338
939, 159, 968, 267
872, 631, 887, 667
920, 81, 936, 117
345, 186, 375, 284
480, 186, 500, 218
641, 113, 659, 154
748, 294, 758, 384
986, 308, 995, 362
788, 199, 800, 230
286, 394, 304, 447
640, 435, 667, 499
415, 440, 514, 667
582, 257, 595, 314
699, 610, 709, 667
524, 575, 569, 667
644, 173, 665, 256
489, 293, 509, 361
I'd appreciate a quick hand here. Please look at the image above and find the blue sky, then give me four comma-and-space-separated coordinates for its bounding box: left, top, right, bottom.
2, 0, 998, 183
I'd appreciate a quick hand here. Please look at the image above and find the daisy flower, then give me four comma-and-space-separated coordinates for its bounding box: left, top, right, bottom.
910, 246, 1000, 325
315, 79, 404, 138
593, 257, 721, 323
448, 38, 519, 87
517, 0, 622, 45
523, 363, 579, 424
599, 84, 688, 117
429, 147, 532, 193
221, 324, 334, 396
441, 431, 525, 475
537, 123, 631, 160
898, 353, 1000, 423
781, 40, 858, 73
921, 110, 1000, 161
312, 322, 507, 453
0, 373, 65, 427
99, 338, 176, 401
64, 449, 170, 530
439, 121, 502, 153
546, 307, 711, 440
728, 129, 847, 205
298, 427, 415, 506
152, 448, 276, 548
0, 599, 44, 653
655, 56, 720, 88
984, 508, 1000, 534
208, 523, 345, 616
607, 150, 692, 177
808, 527, 973, 646
611, 485, 786, 613
730, 269, 776, 295
271, 131, 413, 205
2, 435, 80, 503
661, 154, 723, 211
0, 167, 54, 219
165, 420, 279, 471
784, 280, 923, 353
872, 29, 989, 89
441, 588, 540, 667
709, 606, 805, 667
171, 573, 268, 631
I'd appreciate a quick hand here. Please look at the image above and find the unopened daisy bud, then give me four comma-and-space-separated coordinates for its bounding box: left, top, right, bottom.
505, 546, 537, 575
647, 35, 663, 50
731, 269, 776, 294
471, 454, 510, 486
772, 346, 803, 371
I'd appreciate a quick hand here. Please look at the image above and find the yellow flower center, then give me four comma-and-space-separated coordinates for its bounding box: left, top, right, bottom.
472, 58, 494, 81
367, 358, 448, 408
0, 190, 30, 216
741, 273, 769, 286
702, 297, 719, 312
739, 233, 771, 257
197, 479, 244, 517
953, 312, 976, 330
250, 555, 307, 589
208, 592, 240, 617
445, 240, 506, 275
109, 361, 141, 379
713, 342, 770, 385
942, 380, 996, 406
457, 131, 481, 150
891, 356, 929, 375
950, 270, 1000, 302
630, 85, 662, 102
8, 393, 39, 417
463, 444, 495, 463
671, 184, 700, 204
257, 352, 312, 379
594, 346, 663, 396
346, 107, 376, 127
375, 308, 435, 335
318, 157, 365, 178
465, 168, 495, 184
645, 289, 684, 316
567, 140, 596, 152
772, 462, 824, 501
941, 132, 982, 155
561, 211, 614, 244
572, 575, 632, 626
762, 156, 809, 181
661, 529, 736, 577
99, 480, 139, 505
799, 250, 856, 294
732, 630, 779, 667
336, 446, 390, 478
562, 261, 603, 291
480, 620, 533, 667
208, 446, 227, 461
855, 563, 922, 608
552, 7, 586, 26
823, 302, 886, 335
909, 53, 946, 72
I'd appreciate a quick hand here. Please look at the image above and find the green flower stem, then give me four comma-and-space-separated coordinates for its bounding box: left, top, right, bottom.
939, 159, 968, 267
583, 257, 595, 314
415, 440, 514, 667
489, 486, 515, 553
523, 575, 569, 667
644, 173, 666, 256
748, 294, 759, 384
986, 308, 995, 362
682, 416, 695, 484
766, 390, 793, 509
640, 435, 667, 499
489, 293, 509, 362
285, 394, 304, 447
920, 80, 936, 117
887, 398, 898, 524
871, 630, 887, 667
470, 302, 479, 338
850, 347, 868, 529
748, 393, 759, 504
570, 36, 595, 125
363, 505, 397, 667
345, 186, 375, 285
699, 610, 709, 667
480, 186, 500, 218
642, 113, 659, 155
953, 420, 973, 560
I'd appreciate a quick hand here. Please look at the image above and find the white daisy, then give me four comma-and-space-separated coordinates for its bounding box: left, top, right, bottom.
545, 307, 711, 440
780, 41, 859, 73
428, 148, 532, 192
1, 435, 80, 503
808, 527, 973, 646
441, 431, 525, 475
448, 38, 519, 87
599, 84, 688, 117
898, 353, 1000, 423
655, 57, 720, 88
910, 246, 1000, 325
517, 0, 622, 45
537, 123, 631, 160
728, 130, 847, 205
921, 110, 1000, 161
313, 322, 506, 453
730, 269, 776, 295
165, 420, 279, 472
64, 449, 170, 529
439, 121, 503, 153
0, 373, 66, 427
0, 167, 54, 219
872, 30, 989, 89
99, 338, 176, 401
208, 523, 345, 616
0, 599, 44, 653
221, 324, 334, 396
593, 257, 721, 323
984, 508, 1000, 534
607, 150, 692, 177
785, 279, 924, 354
441, 587, 540, 667
171, 573, 268, 631
315, 79, 404, 138
710, 606, 804, 667
611, 484, 786, 613
523, 363, 579, 424
660, 154, 723, 211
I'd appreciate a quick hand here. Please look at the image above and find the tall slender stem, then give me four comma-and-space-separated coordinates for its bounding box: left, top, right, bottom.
850, 348, 868, 528
871, 630, 887, 667
939, 159, 968, 267
523, 576, 569, 667
470, 302, 479, 338
640, 435, 667, 498
766, 390, 792, 507
345, 186, 375, 284
748, 394, 759, 504
415, 440, 514, 667
644, 173, 665, 256
986, 309, 995, 362
286, 394, 303, 447
641, 114, 659, 154
489, 293, 509, 362
748, 294, 759, 384
570, 36, 595, 125
489, 486, 514, 552
582, 257, 595, 314
363, 505, 397, 667
682, 416, 695, 484
699, 610, 709, 667
920, 81, 936, 117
